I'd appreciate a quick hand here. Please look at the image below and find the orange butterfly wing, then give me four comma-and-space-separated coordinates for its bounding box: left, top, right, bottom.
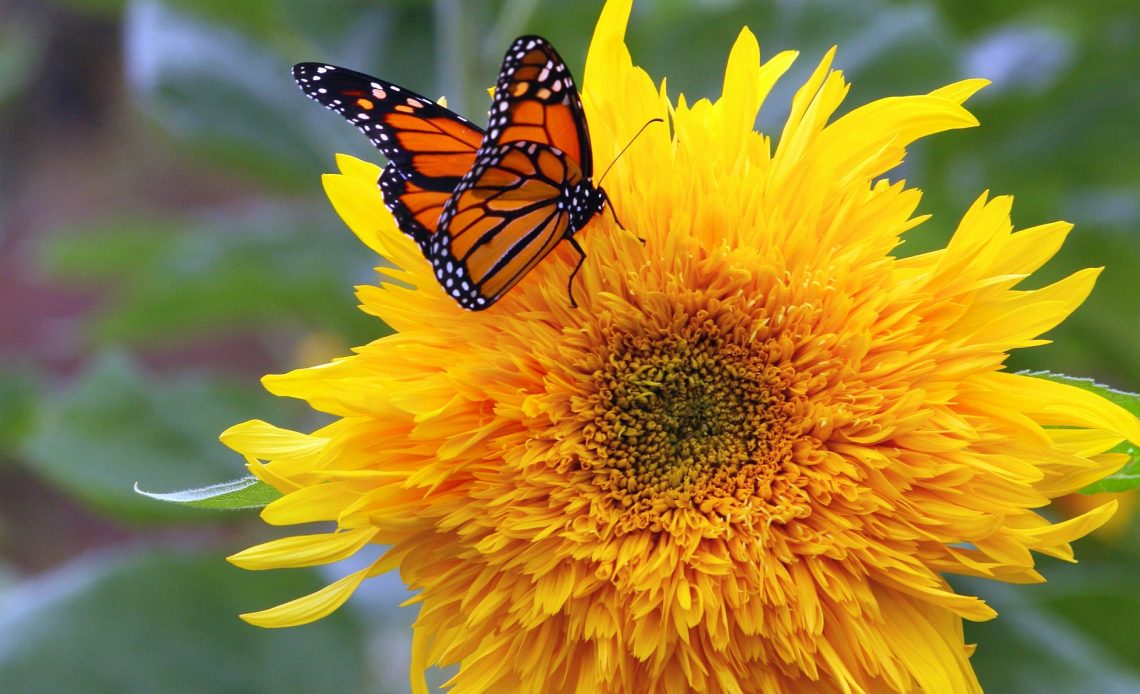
436, 143, 581, 306
431, 36, 603, 309
293, 63, 484, 190
293, 63, 484, 249
484, 37, 593, 175
295, 36, 606, 311
378, 168, 453, 252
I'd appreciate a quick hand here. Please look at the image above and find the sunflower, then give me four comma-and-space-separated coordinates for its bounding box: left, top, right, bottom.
221, 0, 1140, 691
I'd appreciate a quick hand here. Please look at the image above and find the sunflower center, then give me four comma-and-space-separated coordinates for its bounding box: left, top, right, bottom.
576, 315, 813, 535
606, 339, 764, 474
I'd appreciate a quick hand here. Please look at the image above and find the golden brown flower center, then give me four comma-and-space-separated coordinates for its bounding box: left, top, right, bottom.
577, 320, 813, 535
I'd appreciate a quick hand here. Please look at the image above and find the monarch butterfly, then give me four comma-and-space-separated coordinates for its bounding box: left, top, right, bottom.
293, 35, 611, 310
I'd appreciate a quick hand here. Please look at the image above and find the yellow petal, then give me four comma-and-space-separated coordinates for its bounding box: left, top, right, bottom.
219, 419, 327, 461
228, 526, 378, 569
984, 372, 1140, 443
239, 566, 372, 628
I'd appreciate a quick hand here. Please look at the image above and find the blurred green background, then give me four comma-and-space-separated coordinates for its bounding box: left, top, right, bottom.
1, 0, 1138, 691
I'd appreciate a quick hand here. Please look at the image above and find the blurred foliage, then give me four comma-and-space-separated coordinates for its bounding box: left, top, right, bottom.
0, 364, 40, 454
959, 553, 1140, 693
19, 351, 291, 520
0, 551, 371, 692
0, 14, 44, 106
1, 0, 1137, 691
40, 213, 377, 345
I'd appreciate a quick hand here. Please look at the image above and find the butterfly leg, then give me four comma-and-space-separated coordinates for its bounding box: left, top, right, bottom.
566, 237, 588, 308
607, 199, 646, 245
605, 198, 626, 230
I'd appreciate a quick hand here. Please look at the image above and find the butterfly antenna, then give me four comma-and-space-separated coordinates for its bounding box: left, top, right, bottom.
596, 117, 665, 187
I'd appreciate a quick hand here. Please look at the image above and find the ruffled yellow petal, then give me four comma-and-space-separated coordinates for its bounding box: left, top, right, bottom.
877, 594, 982, 694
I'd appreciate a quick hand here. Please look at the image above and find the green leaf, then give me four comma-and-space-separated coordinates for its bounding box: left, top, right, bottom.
135, 476, 281, 509
1022, 371, 1140, 493
0, 550, 372, 692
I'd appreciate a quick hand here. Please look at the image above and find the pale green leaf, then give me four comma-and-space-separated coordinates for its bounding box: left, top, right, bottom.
134, 476, 280, 509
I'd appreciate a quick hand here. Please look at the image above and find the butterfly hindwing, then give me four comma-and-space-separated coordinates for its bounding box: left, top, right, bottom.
378, 167, 451, 252
434, 141, 581, 308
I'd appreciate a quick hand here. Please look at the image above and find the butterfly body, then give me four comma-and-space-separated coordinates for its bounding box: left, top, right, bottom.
294, 35, 607, 310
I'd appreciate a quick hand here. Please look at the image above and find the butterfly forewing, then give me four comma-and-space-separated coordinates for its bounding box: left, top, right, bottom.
484, 36, 593, 175
293, 63, 483, 191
